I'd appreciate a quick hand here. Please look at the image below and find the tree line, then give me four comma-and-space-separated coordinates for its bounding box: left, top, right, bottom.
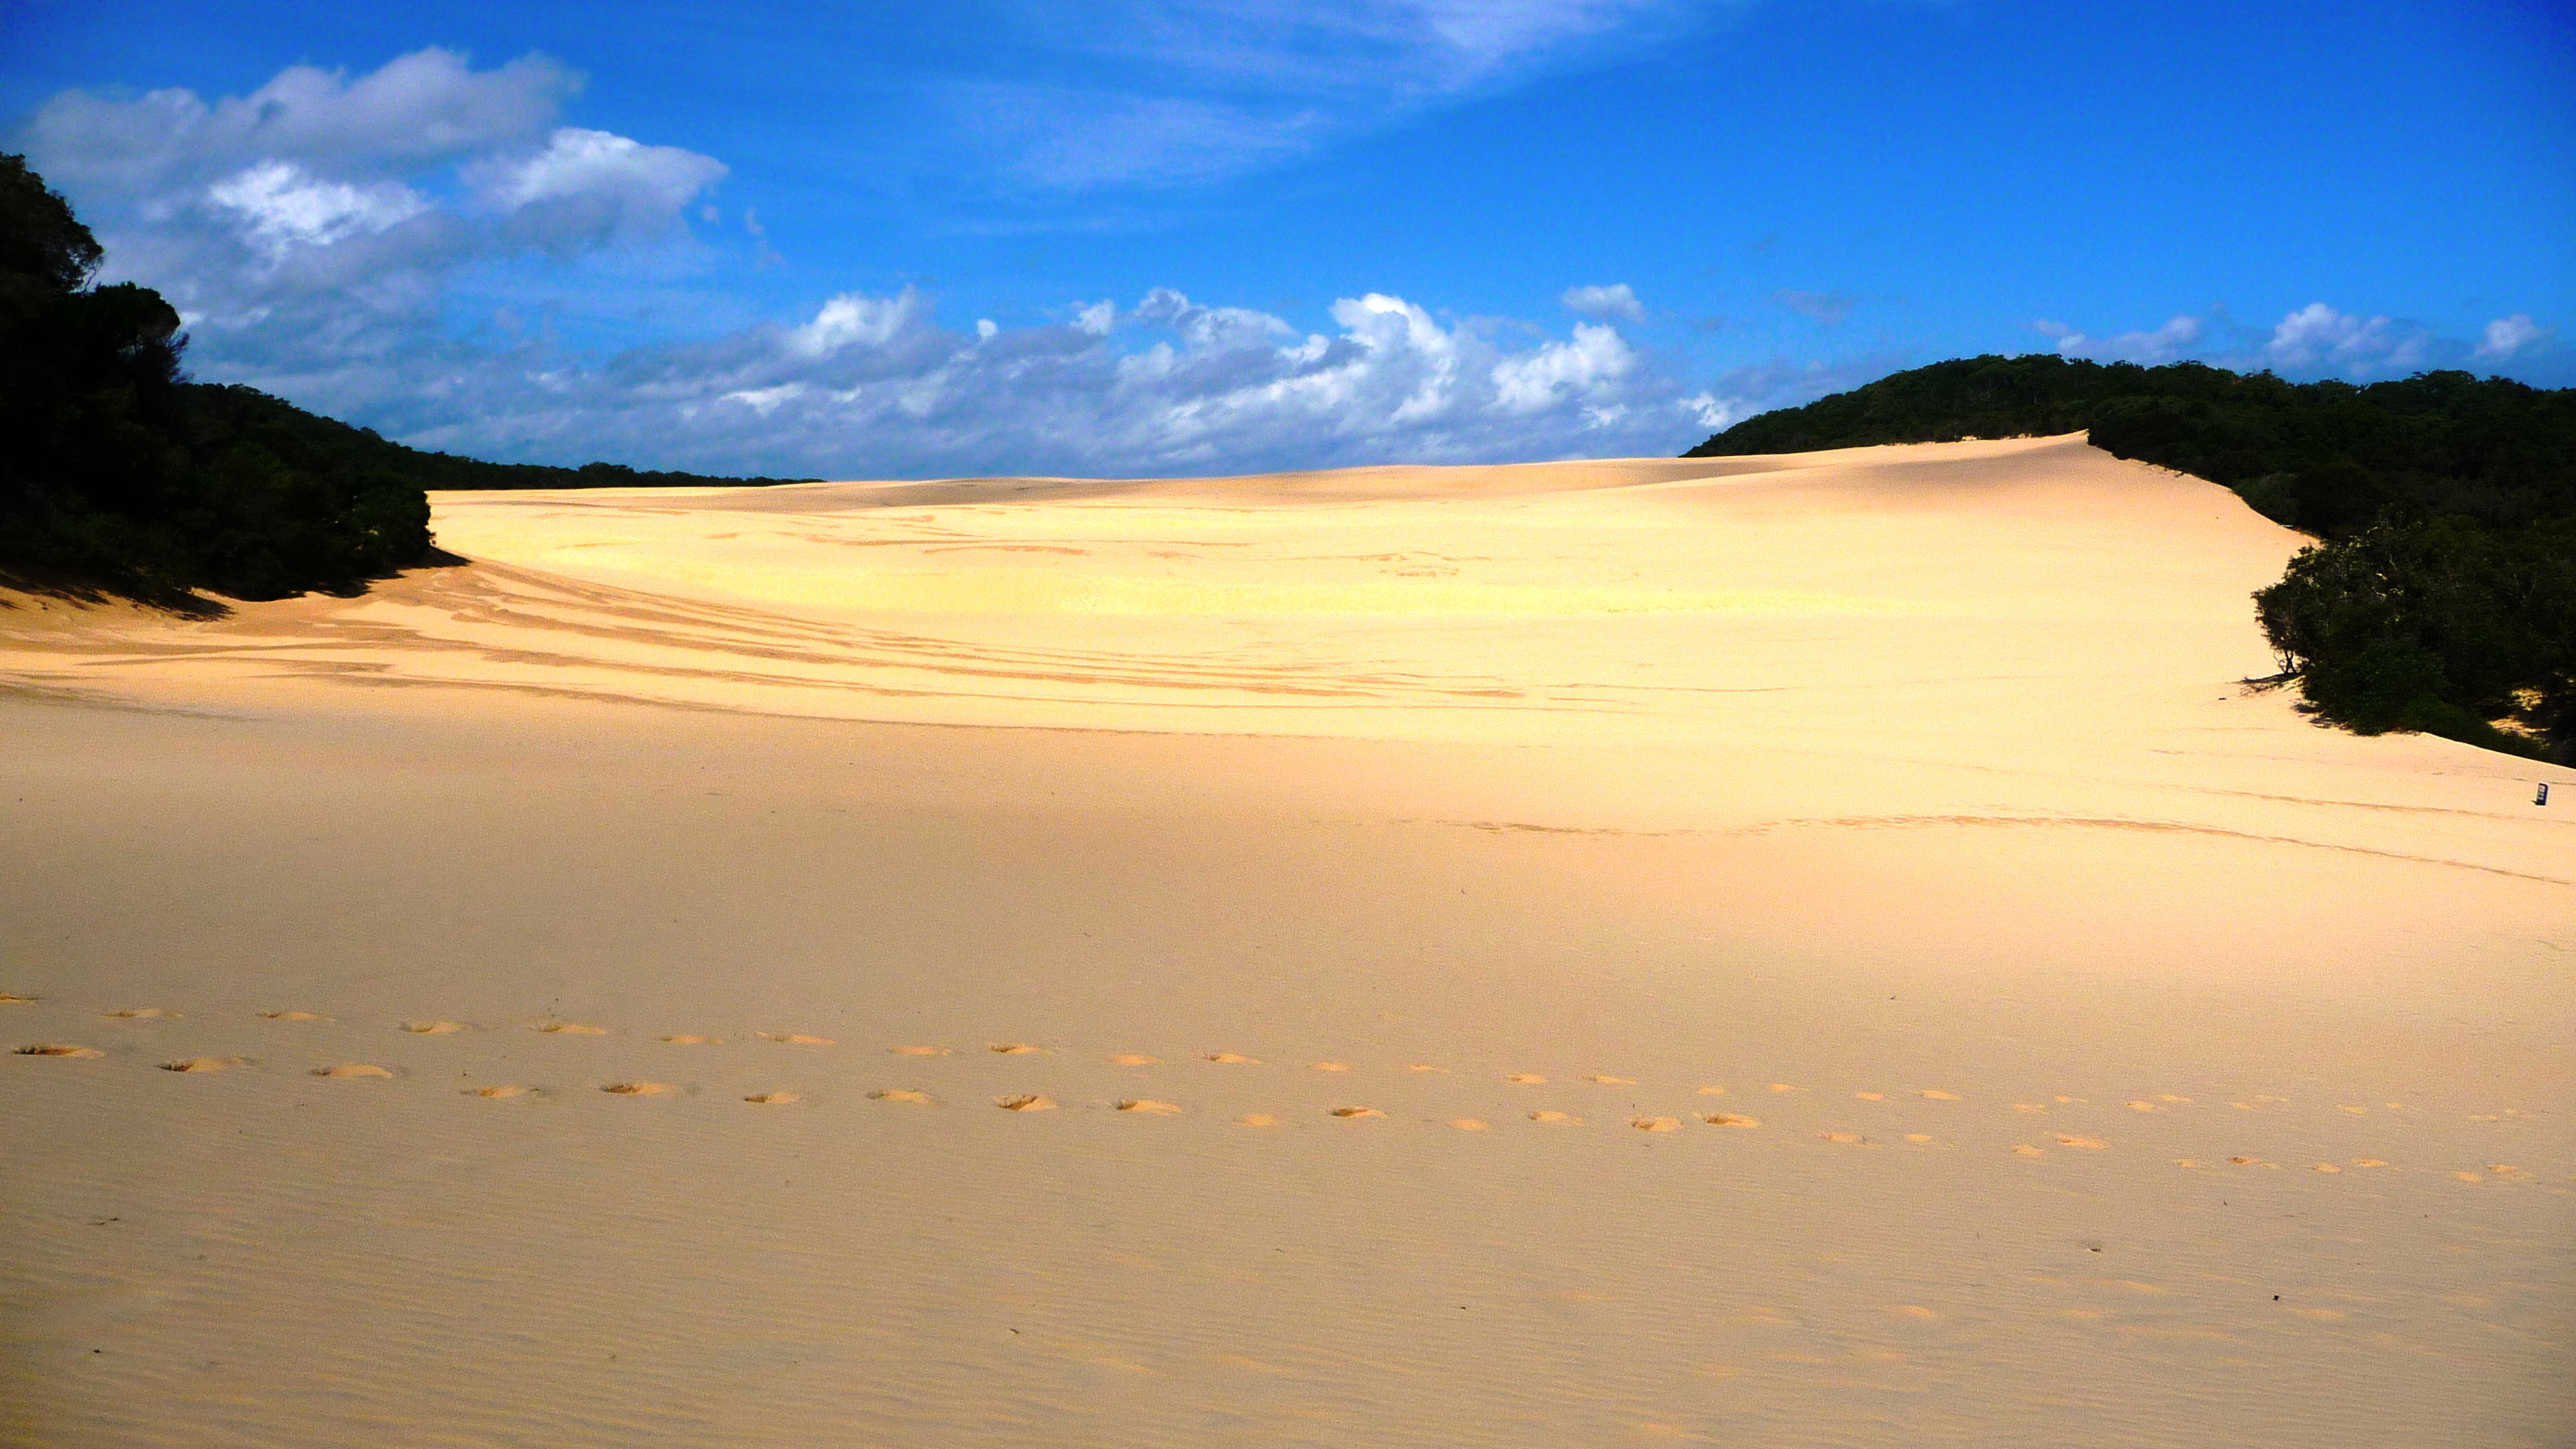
1687, 354, 2573, 760
0, 154, 807, 606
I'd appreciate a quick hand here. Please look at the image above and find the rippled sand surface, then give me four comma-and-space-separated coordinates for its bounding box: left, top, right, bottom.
3, 436, 2569, 1447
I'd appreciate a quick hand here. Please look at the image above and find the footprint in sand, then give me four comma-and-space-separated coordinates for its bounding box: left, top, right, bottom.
105, 1008, 172, 1020
1311, 1062, 1350, 1071
2453, 1171, 2484, 1183
1702, 1113, 1759, 1128
2012, 1103, 2047, 1113
2352, 1159, 2390, 1169
1920, 1090, 1960, 1101
601, 1081, 676, 1096
1448, 1119, 1490, 1131
997, 1094, 1057, 1112
1329, 1106, 1385, 1119
1586, 1074, 1636, 1086
1505, 1073, 1548, 1085
15, 1043, 103, 1058
2311, 1162, 2342, 1173
402, 1021, 465, 1035
2126, 1101, 2163, 1112
2339, 1105, 2370, 1115
890, 1044, 946, 1056
312, 1063, 393, 1079
0, 993, 35, 1003
988, 1043, 1047, 1055
1529, 1110, 1582, 1124
868, 1089, 935, 1104
538, 1023, 608, 1035
466, 1085, 530, 1099
2158, 1094, 2191, 1103
1116, 1099, 1182, 1114
1766, 1083, 1803, 1094
765, 1033, 833, 1046
1108, 1053, 1159, 1066
161, 1057, 241, 1073
2054, 1135, 2108, 1150
1203, 1053, 1260, 1065
1904, 1133, 1935, 1144
743, 1092, 799, 1105
1635, 1117, 1681, 1133
1696, 1085, 1727, 1096
661, 1035, 720, 1045
1237, 1114, 1280, 1127
2011, 1144, 2047, 1158
1820, 1130, 1864, 1144
260, 1011, 326, 1022
1403, 1064, 1446, 1074
1854, 1092, 1886, 1101
2226, 1155, 2274, 1167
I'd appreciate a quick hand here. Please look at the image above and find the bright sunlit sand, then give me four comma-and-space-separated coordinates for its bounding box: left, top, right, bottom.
3, 436, 2569, 1446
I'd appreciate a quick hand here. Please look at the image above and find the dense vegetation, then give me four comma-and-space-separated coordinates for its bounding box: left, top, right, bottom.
1688, 355, 2575, 760
0, 154, 805, 606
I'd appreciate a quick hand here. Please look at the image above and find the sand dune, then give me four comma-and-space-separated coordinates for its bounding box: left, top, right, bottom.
3, 437, 2568, 1446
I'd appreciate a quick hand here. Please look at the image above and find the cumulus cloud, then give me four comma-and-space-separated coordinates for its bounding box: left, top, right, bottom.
1561, 282, 1645, 321
2474, 313, 2552, 360
314, 285, 1714, 479
2038, 313, 2203, 364
24, 48, 575, 192
1772, 289, 1856, 326
205, 162, 428, 259
22, 49, 730, 405
467, 128, 727, 248
2262, 303, 2430, 375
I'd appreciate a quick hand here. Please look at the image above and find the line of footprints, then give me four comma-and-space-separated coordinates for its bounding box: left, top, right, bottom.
3, 994, 2550, 1183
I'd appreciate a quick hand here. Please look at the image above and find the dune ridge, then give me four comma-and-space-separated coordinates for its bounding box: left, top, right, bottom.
2, 437, 2568, 1447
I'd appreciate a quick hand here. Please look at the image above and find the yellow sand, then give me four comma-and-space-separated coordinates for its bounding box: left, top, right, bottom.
1, 435, 2568, 1446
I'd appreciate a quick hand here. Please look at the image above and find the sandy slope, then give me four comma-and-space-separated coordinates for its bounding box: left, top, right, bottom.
2, 435, 2569, 1448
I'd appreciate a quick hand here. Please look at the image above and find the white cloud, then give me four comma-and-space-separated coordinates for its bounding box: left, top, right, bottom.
2263, 303, 2428, 375
2044, 313, 2204, 364
2474, 313, 2552, 361
1561, 282, 1645, 321
22, 49, 731, 401
469, 127, 726, 225
1491, 322, 1637, 414
205, 161, 427, 258
24, 48, 574, 192
791, 289, 933, 358
330, 285, 1719, 479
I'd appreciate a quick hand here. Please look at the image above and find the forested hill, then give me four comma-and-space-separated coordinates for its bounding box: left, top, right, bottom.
1685, 355, 2575, 761
0, 152, 807, 607
189, 384, 817, 495
1685, 355, 2575, 538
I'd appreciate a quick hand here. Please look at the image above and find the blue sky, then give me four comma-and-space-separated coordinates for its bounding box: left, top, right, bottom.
6, 0, 2570, 476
